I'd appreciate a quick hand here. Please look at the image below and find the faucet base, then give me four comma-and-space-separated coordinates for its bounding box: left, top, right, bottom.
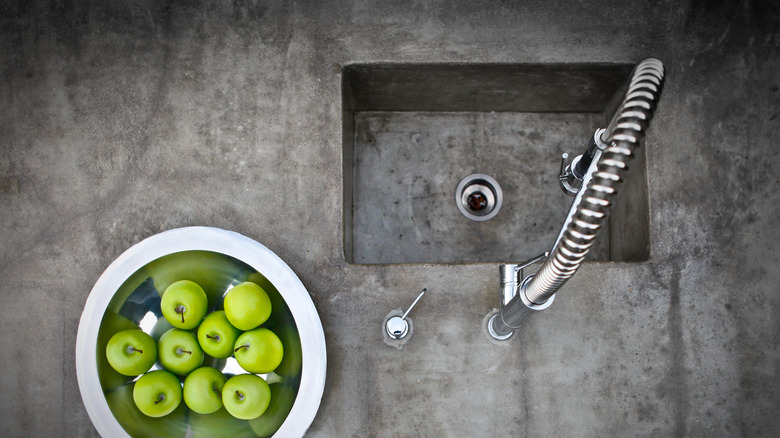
486, 311, 514, 341
487, 278, 556, 341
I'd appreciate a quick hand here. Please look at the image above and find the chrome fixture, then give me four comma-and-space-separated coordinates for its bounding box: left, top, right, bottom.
385, 288, 427, 340
487, 58, 665, 340
487, 253, 550, 340
456, 174, 503, 221
558, 128, 609, 196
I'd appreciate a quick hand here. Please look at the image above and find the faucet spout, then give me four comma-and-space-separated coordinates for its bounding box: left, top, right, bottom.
486, 58, 665, 341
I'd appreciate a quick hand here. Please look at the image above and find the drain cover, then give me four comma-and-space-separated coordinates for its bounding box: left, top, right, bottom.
455, 174, 503, 221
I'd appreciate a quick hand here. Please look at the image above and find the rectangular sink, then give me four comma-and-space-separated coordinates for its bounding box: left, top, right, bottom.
342, 64, 649, 264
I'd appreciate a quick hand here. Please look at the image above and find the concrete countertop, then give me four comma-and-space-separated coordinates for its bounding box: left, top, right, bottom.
1, 1, 778, 436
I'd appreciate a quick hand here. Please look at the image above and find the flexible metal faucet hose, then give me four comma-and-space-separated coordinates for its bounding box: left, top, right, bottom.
524, 58, 665, 304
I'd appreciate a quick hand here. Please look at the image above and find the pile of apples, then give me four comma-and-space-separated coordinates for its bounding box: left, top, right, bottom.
105, 280, 285, 421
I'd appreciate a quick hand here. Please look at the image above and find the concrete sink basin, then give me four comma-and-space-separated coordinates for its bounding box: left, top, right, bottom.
342, 64, 651, 264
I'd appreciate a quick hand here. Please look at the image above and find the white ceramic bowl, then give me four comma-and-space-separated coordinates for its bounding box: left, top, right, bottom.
76, 227, 326, 437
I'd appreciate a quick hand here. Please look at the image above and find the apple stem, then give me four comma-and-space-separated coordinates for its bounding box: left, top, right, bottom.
131, 348, 143, 354
234, 344, 249, 353
175, 305, 186, 324
236, 390, 244, 401
176, 347, 192, 355
154, 394, 165, 405
206, 334, 221, 342
213, 385, 221, 397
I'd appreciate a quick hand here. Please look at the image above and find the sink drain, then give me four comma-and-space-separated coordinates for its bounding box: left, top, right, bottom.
455, 174, 503, 221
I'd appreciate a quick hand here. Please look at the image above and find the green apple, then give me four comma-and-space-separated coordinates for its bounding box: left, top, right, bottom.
233, 328, 284, 374
223, 281, 272, 331
106, 329, 157, 376
183, 367, 227, 414
161, 280, 208, 330
158, 328, 204, 375
222, 374, 271, 420
97, 311, 143, 390
249, 383, 297, 437
105, 383, 187, 438
197, 311, 241, 359
132, 370, 183, 418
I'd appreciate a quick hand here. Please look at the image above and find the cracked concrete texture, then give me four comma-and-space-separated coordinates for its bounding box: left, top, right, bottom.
1, 0, 779, 436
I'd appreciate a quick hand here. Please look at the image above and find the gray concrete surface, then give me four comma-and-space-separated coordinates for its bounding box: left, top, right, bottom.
351, 111, 610, 263
1, 0, 778, 436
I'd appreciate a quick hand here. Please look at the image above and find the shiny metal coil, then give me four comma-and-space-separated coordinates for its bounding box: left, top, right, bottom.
524, 58, 665, 304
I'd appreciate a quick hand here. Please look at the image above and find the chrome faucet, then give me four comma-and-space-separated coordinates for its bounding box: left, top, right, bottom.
487, 58, 665, 340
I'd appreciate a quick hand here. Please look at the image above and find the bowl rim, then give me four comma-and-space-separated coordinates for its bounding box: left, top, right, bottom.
75, 226, 327, 437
